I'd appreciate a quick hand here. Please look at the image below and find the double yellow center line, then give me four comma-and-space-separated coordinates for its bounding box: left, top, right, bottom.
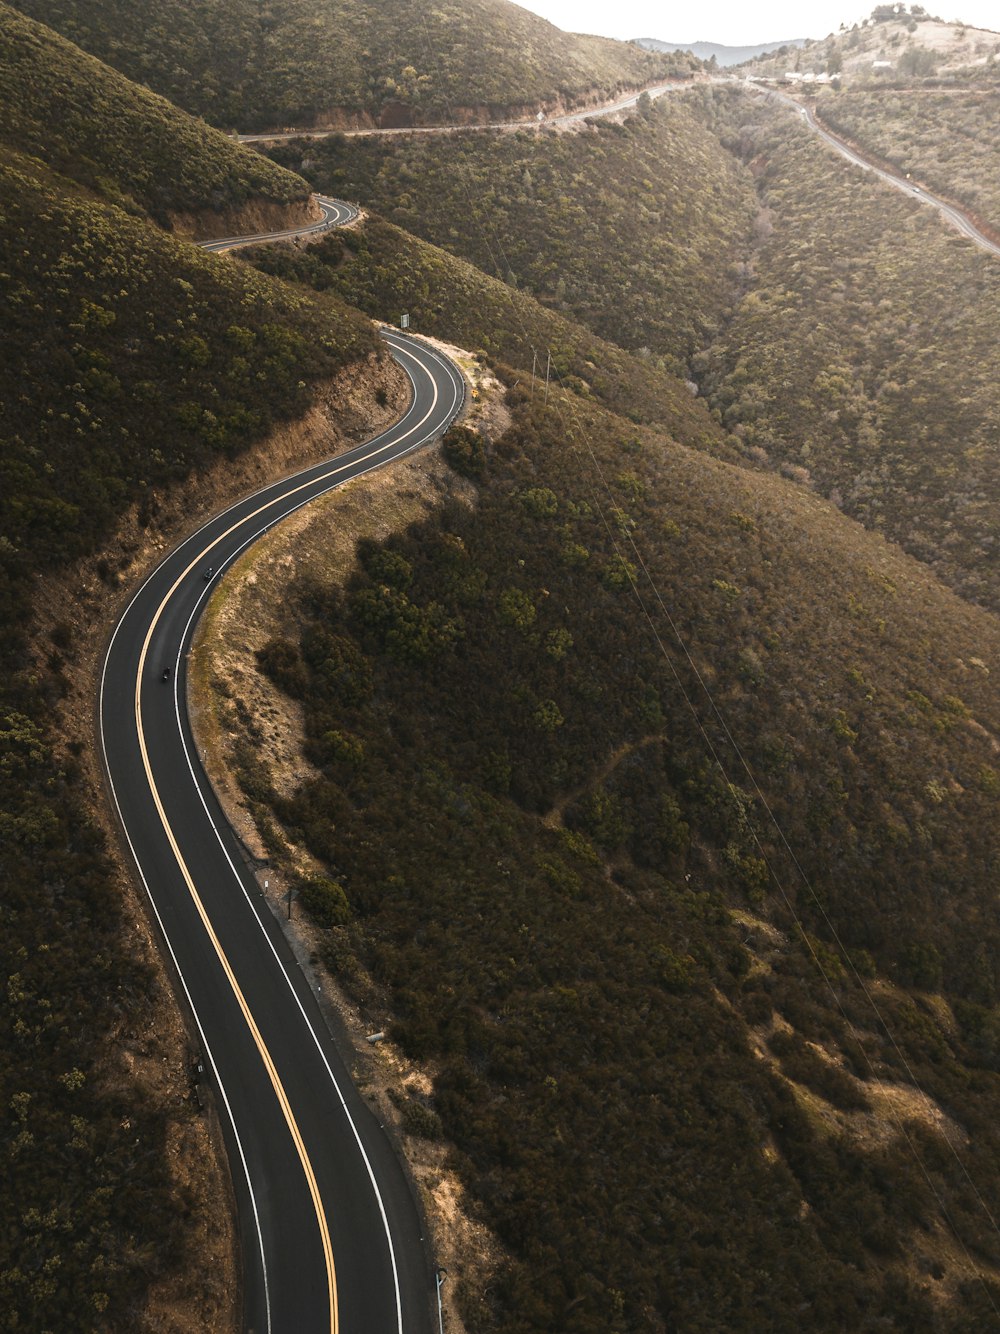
135, 540, 339, 1334
127, 338, 454, 1333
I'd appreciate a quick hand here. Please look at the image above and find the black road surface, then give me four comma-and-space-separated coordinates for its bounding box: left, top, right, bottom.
200, 195, 359, 252
100, 323, 464, 1334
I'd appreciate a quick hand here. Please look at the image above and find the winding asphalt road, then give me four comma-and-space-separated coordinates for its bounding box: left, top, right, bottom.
201, 195, 358, 252
99, 65, 998, 1331
760, 85, 1000, 258
237, 79, 687, 142
100, 314, 464, 1332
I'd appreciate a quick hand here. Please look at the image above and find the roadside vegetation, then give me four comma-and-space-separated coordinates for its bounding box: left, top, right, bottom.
0, 135, 382, 1327
690, 86, 1000, 613
0, 3, 311, 227
7, 0, 691, 131
246, 215, 735, 451
817, 89, 1000, 235
1, 152, 377, 572
238, 363, 1000, 1331
266, 96, 756, 376
6, 1, 1000, 1328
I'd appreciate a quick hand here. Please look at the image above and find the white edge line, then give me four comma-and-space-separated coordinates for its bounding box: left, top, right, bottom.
103, 334, 461, 1334
98, 655, 273, 1334
200, 197, 358, 252
167, 340, 462, 1334
106, 334, 440, 619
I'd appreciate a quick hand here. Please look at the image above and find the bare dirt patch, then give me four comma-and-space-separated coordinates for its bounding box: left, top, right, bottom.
741, 999, 989, 1305
905, 1218, 1000, 1314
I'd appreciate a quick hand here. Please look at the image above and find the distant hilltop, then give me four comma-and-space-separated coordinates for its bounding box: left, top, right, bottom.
633, 36, 807, 66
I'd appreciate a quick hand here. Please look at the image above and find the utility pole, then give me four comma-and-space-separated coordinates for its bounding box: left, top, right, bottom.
530, 349, 537, 398
544, 349, 550, 406
435, 1268, 447, 1333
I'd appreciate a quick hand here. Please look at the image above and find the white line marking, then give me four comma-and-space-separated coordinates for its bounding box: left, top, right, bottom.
98, 662, 274, 1334
101, 334, 462, 1333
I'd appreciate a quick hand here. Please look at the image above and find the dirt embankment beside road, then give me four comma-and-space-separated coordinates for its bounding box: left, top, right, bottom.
29, 346, 408, 1333
188, 342, 511, 1333
168, 193, 323, 241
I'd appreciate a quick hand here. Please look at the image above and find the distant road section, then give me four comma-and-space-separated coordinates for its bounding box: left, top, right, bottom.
200, 195, 357, 251
758, 85, 1000, 259
238, 79, 690, 142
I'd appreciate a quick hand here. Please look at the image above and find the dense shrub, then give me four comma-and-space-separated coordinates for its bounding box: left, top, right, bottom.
252, 370, 1000, 1330
0, 141, 379, 1329
0, 3, 310, 223
819, 88, 1000, 235
9, 0, 690, 130
692, 87, 1000, 612
266, 97, 757, 373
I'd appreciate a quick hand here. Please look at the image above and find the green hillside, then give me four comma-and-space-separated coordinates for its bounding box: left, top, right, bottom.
0, 134, 383, 1325
221, 70, 1000, 1329
246, 214, 735, 450
818, 89, 1000, 236
266, 94, 755, 375
213, 349, 1000, 1331
734, 6, 1000, 240
691, 85, 1000, 613
8, 0, 688, 131
0, 2, 312, 230
0, 151, 376, 573
7, 1, 1000, 1329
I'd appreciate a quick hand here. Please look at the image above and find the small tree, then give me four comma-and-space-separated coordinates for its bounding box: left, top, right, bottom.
442, 423, 486, 480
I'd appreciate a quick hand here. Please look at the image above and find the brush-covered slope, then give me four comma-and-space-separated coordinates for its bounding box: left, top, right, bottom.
690, 86, 1000, 614
222, 95, 1000, 1320
0, 2, 314, 233
266, 94, 756, 374
246, 214, 735, 451
217, 356, 1000, 1331
817, 88, 1000, 236
0, 150, 377, 575
0, 131, 386, 1325
8, 0, 687, 131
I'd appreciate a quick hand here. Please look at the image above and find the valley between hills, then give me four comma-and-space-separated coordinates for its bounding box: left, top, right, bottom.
5, 3, 1000, 1332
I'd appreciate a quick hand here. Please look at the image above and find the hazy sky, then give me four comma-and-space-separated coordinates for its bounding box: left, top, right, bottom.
512, 1, 1000, 45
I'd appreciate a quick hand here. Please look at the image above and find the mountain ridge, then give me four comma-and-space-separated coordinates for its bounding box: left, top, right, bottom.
5, 1, 1000, 1329
634, 35, 807, 66
7, 0, 689, 130
0, 0, 315, 234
